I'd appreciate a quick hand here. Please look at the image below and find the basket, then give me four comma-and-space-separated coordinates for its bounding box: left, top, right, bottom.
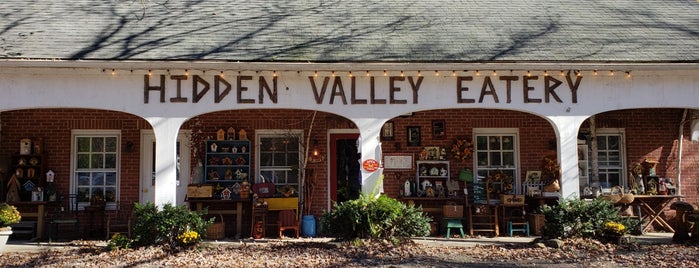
206, 214, 225, 240
600, 186, 623, 204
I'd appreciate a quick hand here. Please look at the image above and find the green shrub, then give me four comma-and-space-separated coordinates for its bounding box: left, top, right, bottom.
107, 233, 132, 250
320, 194, 431, 243
131, 202, 213, 248
539, 198, 640, 241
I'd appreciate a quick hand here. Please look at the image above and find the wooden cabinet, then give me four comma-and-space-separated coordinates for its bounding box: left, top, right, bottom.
204, 140, 251, 197
415, 161, 450, 197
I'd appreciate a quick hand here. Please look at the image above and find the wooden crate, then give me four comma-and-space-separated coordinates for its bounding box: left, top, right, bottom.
187, 184, 213, 199
442, 204, 464, 218
528, 213, 546, 235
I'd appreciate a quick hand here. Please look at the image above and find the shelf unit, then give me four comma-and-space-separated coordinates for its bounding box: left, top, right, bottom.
415, 161, 450, 197
578, 143, 589, 190
205, 140, 251, 194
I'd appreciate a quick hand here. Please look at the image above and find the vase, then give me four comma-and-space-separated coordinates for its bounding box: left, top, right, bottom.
0, 227, 12, 253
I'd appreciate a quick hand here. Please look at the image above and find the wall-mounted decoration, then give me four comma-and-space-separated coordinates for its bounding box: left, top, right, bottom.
381, 121, 394, 141
407, 126, 421, 146
432, 120, 446, 140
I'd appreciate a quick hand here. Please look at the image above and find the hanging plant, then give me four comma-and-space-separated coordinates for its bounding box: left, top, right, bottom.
450, 137, 473, 162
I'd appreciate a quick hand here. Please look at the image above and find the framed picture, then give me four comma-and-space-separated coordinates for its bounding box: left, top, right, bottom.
432, 120, 446, 140
407, 126, 421, 146
381, 121, 394, 141
424, 146, 440, 160
383, 153, 413, 170
525, 170, 542, 183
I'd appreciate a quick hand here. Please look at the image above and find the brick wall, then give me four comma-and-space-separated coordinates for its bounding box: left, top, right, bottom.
2, 107, 697, 222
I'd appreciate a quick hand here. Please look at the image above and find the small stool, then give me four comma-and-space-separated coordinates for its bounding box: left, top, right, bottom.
507, 221, 530, 236
444, 218, 465, 239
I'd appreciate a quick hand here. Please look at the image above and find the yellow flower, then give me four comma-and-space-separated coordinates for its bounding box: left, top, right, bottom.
604, 221, 626, 236
177, 230, 200, 245
0, 203, 21, 227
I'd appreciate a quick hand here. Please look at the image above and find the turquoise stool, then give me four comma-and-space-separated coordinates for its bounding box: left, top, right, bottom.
507, 220, 530, 236
444, 218, 465, 239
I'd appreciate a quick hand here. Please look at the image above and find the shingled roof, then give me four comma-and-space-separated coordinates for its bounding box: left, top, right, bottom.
1, 0, 698, 62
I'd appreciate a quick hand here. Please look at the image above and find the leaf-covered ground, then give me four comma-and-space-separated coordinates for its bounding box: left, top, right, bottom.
0, 238, 697, 267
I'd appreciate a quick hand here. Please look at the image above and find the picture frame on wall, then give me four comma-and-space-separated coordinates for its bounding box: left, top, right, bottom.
525, 170, 542, 183
407, 126, 421, 146
381, 121, 394, 141
432, 120, 446, 140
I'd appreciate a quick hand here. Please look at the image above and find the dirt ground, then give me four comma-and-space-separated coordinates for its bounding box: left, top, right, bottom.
0, 238, 697, 267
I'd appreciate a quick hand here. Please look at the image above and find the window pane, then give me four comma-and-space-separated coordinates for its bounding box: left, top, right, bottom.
260, 153, 272, 166
77, 187, 90, 202
92, 137, 104, 152
105, 187, 117, 202
477, 152, 488, 166
502, 136, 514, 150
105, 173, 117, 185
91, 153, 104, 168
105, 137, 117, 152
489, 136, 501, 150
273, 153, 286, 166
608, 136, 619, 150
77, 154, 90, 169
77, 138, 91, 152
477, 136, 487, 149
92, 172, 104, 186
92, 188, 104, 200
489, 152, 501, 166
105, 153, 117, 168
503, 152, 514, 166
77, 172, 90, 186
597, 137, 607, 150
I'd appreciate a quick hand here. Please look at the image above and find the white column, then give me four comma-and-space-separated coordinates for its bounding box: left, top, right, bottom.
355, 118, 386, 198
147, 117, 187, 208
548, 116, 588, 200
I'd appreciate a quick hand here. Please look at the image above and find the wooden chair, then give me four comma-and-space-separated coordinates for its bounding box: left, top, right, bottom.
105, 202, 135, 240
277, 209, 299, 238
48, 194, 80, 242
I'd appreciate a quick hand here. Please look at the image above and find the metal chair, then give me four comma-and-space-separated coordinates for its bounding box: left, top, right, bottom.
48, 194, 80, 242
105, 202, 135, 240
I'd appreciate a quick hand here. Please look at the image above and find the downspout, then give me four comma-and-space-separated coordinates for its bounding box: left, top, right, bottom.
677, 109, 688, 199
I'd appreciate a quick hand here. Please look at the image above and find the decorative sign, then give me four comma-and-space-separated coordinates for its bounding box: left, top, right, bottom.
383, 153, 413, 170
362, 159, 380, 172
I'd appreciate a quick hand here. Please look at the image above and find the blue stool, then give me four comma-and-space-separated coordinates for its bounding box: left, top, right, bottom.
444, 218, 465, 239
507, 221, 530, 236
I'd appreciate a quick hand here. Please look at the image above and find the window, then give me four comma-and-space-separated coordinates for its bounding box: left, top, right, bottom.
256, 130, 302, 192
72, 131, 120, 209
595, 130, 625, 188
473, 129, 519, 202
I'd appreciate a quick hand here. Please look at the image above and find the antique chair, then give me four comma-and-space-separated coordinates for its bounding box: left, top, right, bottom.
48, 194, 80, 242
277, 209, 299, 238
105, 202, 135, 240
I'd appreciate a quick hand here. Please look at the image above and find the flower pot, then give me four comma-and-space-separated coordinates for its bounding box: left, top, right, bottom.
0, 227, 12, 253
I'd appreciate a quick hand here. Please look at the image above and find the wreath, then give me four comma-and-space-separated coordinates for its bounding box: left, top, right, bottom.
450, 138, 473, 162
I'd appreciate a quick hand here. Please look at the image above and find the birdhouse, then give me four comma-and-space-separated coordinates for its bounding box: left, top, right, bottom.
238, 129, 248, 140
221, 187, 232, 200
20, 138, 32, 155
227, 127, 236, 140
46, 170, 55, 182
216, 128, 226, 140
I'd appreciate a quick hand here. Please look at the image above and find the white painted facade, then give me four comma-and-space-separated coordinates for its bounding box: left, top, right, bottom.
1, 62, 697, 206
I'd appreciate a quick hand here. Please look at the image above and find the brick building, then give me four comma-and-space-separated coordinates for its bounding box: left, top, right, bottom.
1, 1, 698, 238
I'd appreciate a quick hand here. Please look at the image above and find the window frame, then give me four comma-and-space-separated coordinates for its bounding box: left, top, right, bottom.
71, 130, 121, 210
591, 128, 627, 189
255, 129, 304, 192
472, 128, 521, 199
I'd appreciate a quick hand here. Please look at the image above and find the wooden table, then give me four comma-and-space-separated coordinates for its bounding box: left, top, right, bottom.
9, 201, 48, 241
188, 199, 249, 238
629, 195, 680, 233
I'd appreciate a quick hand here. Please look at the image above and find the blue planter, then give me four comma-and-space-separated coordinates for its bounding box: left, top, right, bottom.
302, 215, 316, 237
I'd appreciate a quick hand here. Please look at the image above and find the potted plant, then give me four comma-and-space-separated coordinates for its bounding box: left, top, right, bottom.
0, 203, 21, 252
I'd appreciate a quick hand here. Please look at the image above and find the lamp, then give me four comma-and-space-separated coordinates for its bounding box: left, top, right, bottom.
309, 140, 325, 163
